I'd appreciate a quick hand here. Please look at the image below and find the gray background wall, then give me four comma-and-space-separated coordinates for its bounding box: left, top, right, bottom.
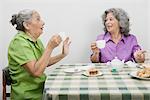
0, 0, 149, 98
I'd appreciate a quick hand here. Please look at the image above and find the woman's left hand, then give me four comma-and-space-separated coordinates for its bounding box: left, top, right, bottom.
62, 37, 71, 56
134, 49, 145, 63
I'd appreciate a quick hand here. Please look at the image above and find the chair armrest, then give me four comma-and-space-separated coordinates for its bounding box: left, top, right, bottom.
2, 67, 11, 85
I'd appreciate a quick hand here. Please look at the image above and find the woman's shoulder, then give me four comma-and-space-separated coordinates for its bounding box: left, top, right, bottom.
97, 33, 105, 37
9, 32, 31, 48
13, 34, 27, 43
96, 33, 106, 40
125, 33, 137, 39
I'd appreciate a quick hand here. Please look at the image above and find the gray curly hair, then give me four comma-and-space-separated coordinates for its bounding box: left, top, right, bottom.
102, 8, 130, 36
10, 9, 34, 31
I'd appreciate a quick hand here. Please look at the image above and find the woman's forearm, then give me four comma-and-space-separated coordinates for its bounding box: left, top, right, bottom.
48, 54, 66, 66
33, 47, 53, 77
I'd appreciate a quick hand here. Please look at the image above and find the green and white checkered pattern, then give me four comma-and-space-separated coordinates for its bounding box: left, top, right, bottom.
43, 64, 150, 100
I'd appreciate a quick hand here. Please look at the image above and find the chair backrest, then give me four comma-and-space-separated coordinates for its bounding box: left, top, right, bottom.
2, 67, 11, 100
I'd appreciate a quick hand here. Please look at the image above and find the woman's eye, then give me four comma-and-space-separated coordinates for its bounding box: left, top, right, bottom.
110, 18, 114, 21
37, 18, 40, 21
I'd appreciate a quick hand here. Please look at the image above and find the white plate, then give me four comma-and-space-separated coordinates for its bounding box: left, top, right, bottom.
125, 61, 137, 67
129, 71, 150, 80
82, 71, 103, 77
64, 68, 83, 73
77, 66, 94, 71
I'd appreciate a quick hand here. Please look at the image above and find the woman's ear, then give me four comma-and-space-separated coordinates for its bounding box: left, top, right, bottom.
23, 22, 30, 30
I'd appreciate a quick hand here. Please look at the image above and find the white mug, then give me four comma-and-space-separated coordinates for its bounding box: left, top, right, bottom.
96, 40, 106, 49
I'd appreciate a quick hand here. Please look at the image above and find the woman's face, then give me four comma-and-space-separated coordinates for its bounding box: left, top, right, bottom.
26, 11, 45, 37
105, 12, 120, 33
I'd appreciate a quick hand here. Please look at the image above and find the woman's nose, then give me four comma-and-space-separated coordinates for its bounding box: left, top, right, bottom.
43, 21, 45, 26
41, 20, 45, 26
105, 20, 109, 24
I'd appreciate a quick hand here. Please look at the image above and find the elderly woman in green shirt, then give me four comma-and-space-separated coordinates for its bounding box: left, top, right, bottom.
8, 9, 71, 100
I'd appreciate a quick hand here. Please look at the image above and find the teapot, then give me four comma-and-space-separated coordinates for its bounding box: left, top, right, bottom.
107, 57, 125, 71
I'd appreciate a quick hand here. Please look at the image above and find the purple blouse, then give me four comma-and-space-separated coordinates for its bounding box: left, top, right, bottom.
95, 33, 141, 63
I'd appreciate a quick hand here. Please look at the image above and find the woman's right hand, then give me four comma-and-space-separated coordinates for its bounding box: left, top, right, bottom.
90, 41, 100, 63
91, 42, 100, 53
47, 34, 62, 49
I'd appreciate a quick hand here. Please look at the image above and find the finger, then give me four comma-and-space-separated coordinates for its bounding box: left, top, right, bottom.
138, 50, 146, 56
136, 49, 143, 56
92, 41, 96, 44
68, 41, 71, 46
135, 49, 141, 54
66, 39, 71, 45
91, 45, 96, 48
91, 42, 96, 46
91, 43, 97, 48
55, 34, 61, 39
58, 38, 62, 44
64, 37, 69, 41
56, 36, 62, 44
141, 54, 145, 59
91, 47, 98, 51
63, 37, 70, 44
138, 50, 145, 53
91, 45, 95, 49
91, 43, 96, 47
142, 50, 146, 54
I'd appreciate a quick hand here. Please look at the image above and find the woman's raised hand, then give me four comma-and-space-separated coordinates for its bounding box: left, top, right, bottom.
134, 49, 146, 63
47, 34, 62, 49
91, 42, 100, 53
62, 37, 71, 56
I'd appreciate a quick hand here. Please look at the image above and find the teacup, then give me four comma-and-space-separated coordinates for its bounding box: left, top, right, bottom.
96, 40, 106, 49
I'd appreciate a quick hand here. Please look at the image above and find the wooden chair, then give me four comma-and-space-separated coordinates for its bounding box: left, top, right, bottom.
2, 67, 11, 100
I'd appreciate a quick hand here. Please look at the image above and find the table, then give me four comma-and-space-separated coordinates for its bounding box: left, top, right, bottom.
43, 63, 150, 100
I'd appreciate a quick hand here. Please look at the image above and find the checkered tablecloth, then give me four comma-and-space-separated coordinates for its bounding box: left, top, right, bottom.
43, 63, 150, 100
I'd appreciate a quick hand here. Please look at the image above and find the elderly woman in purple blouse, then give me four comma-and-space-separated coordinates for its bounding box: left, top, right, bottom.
90, 8, 145, 63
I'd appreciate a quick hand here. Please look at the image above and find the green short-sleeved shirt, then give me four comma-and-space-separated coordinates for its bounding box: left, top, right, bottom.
8, 31, 46, 100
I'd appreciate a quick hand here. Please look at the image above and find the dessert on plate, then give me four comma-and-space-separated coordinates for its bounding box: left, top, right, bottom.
87, 68, 100, 76
137, 68, 150, 78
